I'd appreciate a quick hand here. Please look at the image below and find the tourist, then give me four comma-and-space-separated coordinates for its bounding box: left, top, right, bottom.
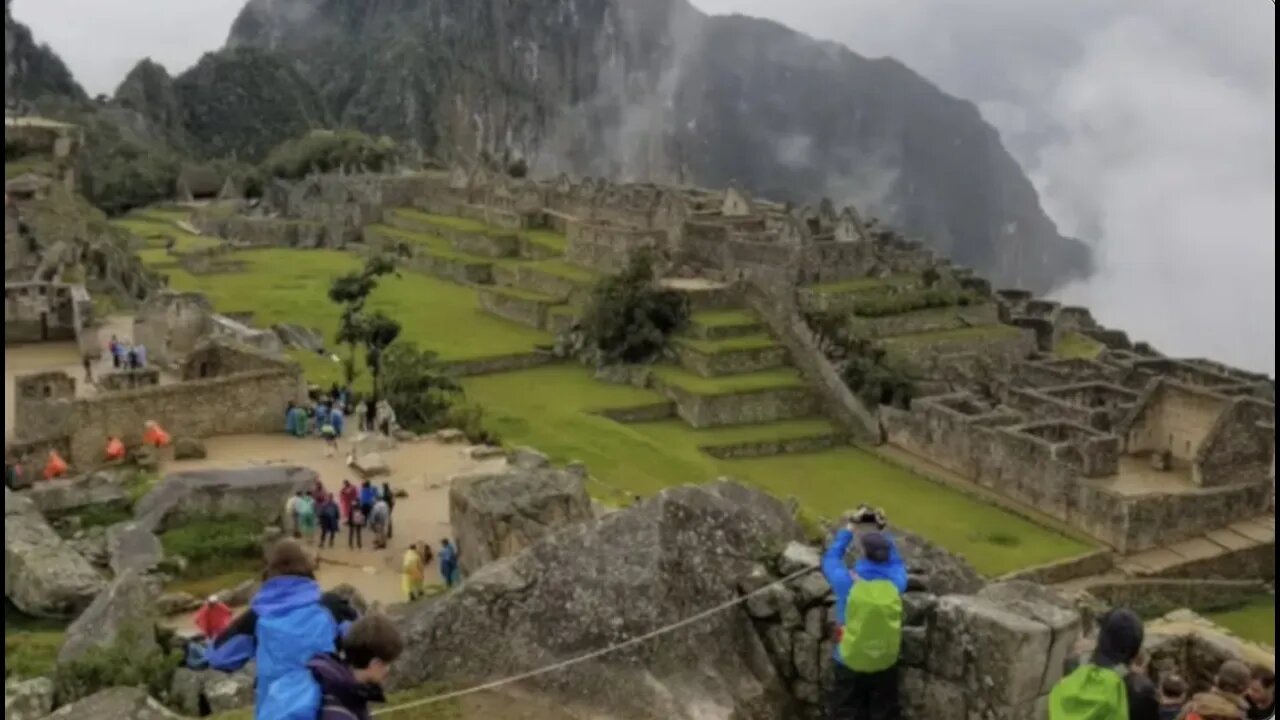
365, 399, 378, 435
297, 491, 318, 544
1159, 675, 1187, 720
204, 540, 360, 715
42, 449, 68, 480
318, 493, 341, 549
402, 543, 425, 601
381, 482, 396, 539
310, 479, 327, 505
315, 402, 331, 436
126, 343, 139, 370
307, 613, 403, 719
822, 505, 907, 720
1050, 608, 1159, 720
322, 420, 338, 458
4, 458, 23, 490
419, 540, 434, 572
358, 480, 378, 519
104, 436, 125, 462
194, 595, 233, 642
330, 404, 345, 438
339, 480, 358, 521
286, 491, 304, 538
287, 403, 308, 438
354, 399, 368, 433
1176, 660, 1251, 719
1246, 665, 1275, 719
108, 334, 121, 369
329, 382, 342, 407
82, 355, 92, 382
347, 501, 366, 550
368, 496, 390, 549
439, 538, 459, 588
142, 420, 170, 448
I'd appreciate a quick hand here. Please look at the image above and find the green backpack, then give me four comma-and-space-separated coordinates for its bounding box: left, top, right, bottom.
837, 579, 902, 672
1048, 664, 1129, 720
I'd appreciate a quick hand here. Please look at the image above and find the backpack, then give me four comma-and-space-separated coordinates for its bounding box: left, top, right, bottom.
1049, 664, 1129, 720
837, 579, 902, 672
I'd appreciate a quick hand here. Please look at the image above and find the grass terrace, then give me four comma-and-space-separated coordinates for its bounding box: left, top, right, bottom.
880, 323, 1023, 349
463, 364, 1091, 575
4, 603, 67, 679
807, 274, 917, 295
651, 365, 806, 394
673, 334, 779, 354
1205, 596, 1276, 648
1055, 331, 1105, 360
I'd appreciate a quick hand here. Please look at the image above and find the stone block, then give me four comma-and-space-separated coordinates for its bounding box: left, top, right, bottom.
507, 446, 551, 470
172, 436, 207, 460
976, 581, 1082, 693
791, 679, 821, 706
763, 625, 794, 679
434, 428, 467, 444
779, 594, 804, 629
804, 607, 826, 639
793, 571, 833, 606
4, 677, 54, 720
901, 666, 967, 720
106, 522, 163, 575
931, 595, 1053, 706
467, 444, 506, 460
352, 452, 391, 477
902, 591, 937, 627
793, 630, 821, 684
58, 569, 160, 665
900, 625, 928, 667
778, 542, 821, 575
156, 591, 202, 616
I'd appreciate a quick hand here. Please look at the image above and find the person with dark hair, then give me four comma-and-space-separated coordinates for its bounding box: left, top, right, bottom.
308, 613, 405, 719
822, 505, 908, 720
1159, 675, 1188, 720
1177, 660, 1251, 719
203, 540, 359, 718
1246, 665, 1275, 720
381, 482, 395, 539
439, 538, 459, 588
318, 493, 341, 548
1050, 607, 1159, 720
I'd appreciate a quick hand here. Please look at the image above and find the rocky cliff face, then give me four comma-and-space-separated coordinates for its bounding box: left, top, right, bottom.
3, 0, 85, 110
224, 0, 1089, 291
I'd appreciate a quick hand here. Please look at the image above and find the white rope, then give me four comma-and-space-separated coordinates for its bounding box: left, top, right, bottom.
373, 564, 819, 716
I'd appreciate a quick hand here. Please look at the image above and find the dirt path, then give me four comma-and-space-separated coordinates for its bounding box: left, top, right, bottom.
160, 432, 505, 629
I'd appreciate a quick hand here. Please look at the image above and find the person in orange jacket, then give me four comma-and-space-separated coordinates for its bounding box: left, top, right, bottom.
142, 420, 171, 448
43, 450, 68, 480
104, 436, 126, 462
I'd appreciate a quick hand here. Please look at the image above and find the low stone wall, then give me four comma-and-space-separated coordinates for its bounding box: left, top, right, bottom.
845, 302, 998, 339
201, 216, 325, 248
673, 343, 788, 377
565, 222, 667, 273
402, 251, 493, 285
880, 326, 1036, 375
1133, 535, 1276, 581
660, 382, 817, 428
1086, 579, 1269, 619
744, 558, 1080, 720
998, 549, 1116, 585
448, 228, 520, 258
701, 433, 844, 459
18, 368, 304, 465
492, 264, 584, 304
1117, 483, 1275, 558
97, 368, 161, 392
441, 352, 554, 377
593, 402, 676, 423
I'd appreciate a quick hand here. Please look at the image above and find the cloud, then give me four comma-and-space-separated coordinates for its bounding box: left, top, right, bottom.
694, 0, 1275, 374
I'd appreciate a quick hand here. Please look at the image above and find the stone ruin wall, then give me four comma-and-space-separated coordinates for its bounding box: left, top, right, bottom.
4, 281, 97, 355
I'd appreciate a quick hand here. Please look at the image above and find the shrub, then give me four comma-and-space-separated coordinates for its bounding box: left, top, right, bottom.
52, 623, 176, 704
159, 515, 262, 578
445, 403, 501, 446
380, 341, 463, 433
261, 129, 397, 181
579, 249, 688, 365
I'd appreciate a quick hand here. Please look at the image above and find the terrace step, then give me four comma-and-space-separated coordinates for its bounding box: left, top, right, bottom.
685, 310, 764, 341
1112, 518, 1274, 581
363, 225, 495, 284
387, 209, 520, 258
491, 260, 598, 305
671, 334, 787, 377
651, 366, 817, 428
476, 286, 561, 331
798, 274, 919, 313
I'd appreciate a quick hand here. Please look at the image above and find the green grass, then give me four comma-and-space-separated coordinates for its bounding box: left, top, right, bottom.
159, 515, 264, 579
652, 365, 806, 395
112, 213, 223, 258
689, 309, 760, 328
464, 364, 1090, 575
808, 274, 916, 295
480, 285, 558, 303
5, 156, 56, 179
1205, 597, 1275, 647
631, 418, 839, 447
525, 258, 598, 284
1055, 331, 1105, 360
5, 603, 68, 679
165, 568, 261, 600
673, 334, 779, 354
522, 228, 568, 253
394, 208, 491, 234
151, 248, 550, 387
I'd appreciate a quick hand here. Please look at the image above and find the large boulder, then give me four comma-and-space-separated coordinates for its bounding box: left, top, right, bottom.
389, 480, 803, 720
133, 466, 318, 532
170, 665, 255, 716
351, 452, 390, 478
4, 677, 53, 720
4, 489, 105, 618
272, 323, 326, 353
172, 436, 207, 460
18, 471, 129, 516
105, 521, 164, 575
57, 568, 161, 665
41, 687, 181, 719
449, 464, 594, 575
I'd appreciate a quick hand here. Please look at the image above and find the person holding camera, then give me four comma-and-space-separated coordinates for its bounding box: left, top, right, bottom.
822, 505, 908, 720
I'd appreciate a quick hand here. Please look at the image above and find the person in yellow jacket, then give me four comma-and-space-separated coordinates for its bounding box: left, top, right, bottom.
402, 543, 425, 601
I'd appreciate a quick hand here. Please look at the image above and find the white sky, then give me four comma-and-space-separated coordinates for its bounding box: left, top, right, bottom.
16, 0, 1276, 373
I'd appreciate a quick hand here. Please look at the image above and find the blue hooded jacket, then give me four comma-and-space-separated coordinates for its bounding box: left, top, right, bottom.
251, 576, 341, 720
821, 528, 908, 666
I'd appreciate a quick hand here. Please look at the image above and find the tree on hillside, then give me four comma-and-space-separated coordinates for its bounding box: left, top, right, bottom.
361, 311, 402, 394
379, 341, 463, 432
328, 254, 396, 385
579, 249, 688, 365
